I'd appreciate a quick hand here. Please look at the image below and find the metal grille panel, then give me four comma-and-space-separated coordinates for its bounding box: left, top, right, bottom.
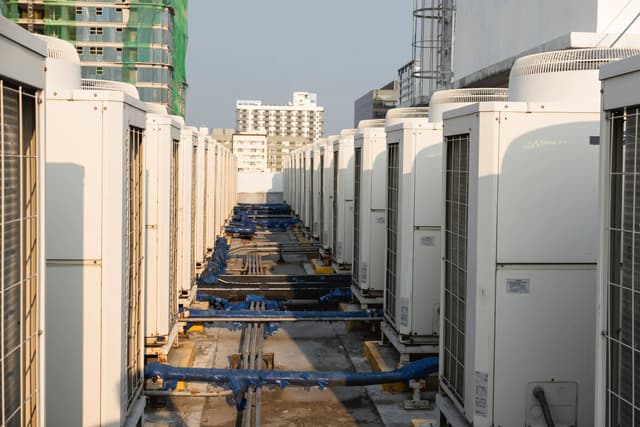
333, 149, 339, 253
125, 126, 144, 411
353, 147, 362, 286
606, 108, 640, 425
385, 143, 399, 320
190, 140, 197, 279
310, 157, 314, 234
442, 133, 469, 405
1, 81, 39, 427
169, 139, 179, 325
319, 154, 324, 245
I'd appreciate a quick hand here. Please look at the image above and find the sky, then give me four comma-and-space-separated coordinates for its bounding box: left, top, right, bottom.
185, 1, 412, 136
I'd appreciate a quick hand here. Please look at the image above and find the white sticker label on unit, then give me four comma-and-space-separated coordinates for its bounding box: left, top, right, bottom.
400, 298, 409, 327
475, 371, 489, 417
506, 279, 530, 294
361, 262, 368, 284
421, 236, 435, 246
376, 216, 385, 225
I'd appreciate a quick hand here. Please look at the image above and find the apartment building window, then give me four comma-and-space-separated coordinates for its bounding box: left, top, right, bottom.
89, 27, 103, 35
89, 46, 103, 55
76, 46, 83, 54
76, 6, 83, 15
96, 66, 104, 75
96, 7, 103, 15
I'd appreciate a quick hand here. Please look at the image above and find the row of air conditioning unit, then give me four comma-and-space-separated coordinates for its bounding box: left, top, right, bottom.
0, 18, 239, 427
283, 45, 640, 426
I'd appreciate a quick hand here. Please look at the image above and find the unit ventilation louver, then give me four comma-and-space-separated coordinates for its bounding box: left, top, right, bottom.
81, 78, 140, 99
442, 133, 470, 406
125, 126, 144, 410
511, 48, 640, 77
1, 78, 40, 427
333, 149, 339, 255
353, 146, 362, 286
605, 107, 640, 425
385, 143, 400, 321
170, 139, 180, 326
319, 152, 324, 244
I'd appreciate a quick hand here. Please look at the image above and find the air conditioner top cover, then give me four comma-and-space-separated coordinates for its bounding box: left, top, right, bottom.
429, 88, 509, 122
37, 34, 81, 90
509, 48, 640, 109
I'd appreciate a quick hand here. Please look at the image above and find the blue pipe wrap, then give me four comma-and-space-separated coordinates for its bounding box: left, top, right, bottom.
197, 237, 230, 284
319, 288, 352, 302
196, 293, 284, 311
185, 308, 382, 320
145, 357, 438, 409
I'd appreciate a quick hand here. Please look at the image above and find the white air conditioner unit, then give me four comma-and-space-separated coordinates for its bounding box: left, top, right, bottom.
352, 119, 387, 304
178, 127, 196, 304
0, 17, 46, 427
332, 129, 357, 269
45, 71, 147, 426
382, 89, 510, 349
312, 139, 325, 239
322, 136, 339, 252
437, 48, 639, 427
295, 149, 305, 218
597, 53, 640, 427
144, 108, 183, 358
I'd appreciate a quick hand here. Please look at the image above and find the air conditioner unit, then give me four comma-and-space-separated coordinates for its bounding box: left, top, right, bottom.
144, 106, 183, 358
382, 89, 510, 350
178, 127, 196, 304
312, 139, 326, 239
332, 129, 357, 269
0, 17, 46, 427
437, 48, 639, 427
44, 42, 147, 426
352, 119, 387, 304
295, 149, 304, 218
597, 52, 640, 427
322, 136, 340, 252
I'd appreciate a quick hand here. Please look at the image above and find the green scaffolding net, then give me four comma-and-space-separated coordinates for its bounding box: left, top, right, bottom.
2, 0, 188, 116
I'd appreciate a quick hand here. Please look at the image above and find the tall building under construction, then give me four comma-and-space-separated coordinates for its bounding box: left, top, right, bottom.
2, 0, 188, 116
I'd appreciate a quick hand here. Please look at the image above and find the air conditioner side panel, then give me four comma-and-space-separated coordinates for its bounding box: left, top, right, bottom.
496, 112, 600, 264
493, 266, 596, 427
408, 228, 441, 336
414, 129, 443, 227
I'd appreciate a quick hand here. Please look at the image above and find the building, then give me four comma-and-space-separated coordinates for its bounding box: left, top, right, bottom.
236, 92, 324, 171
2, 0, 188, 116
232, 131, 268, 172
353, 80, 398, 127
211, 128, 234, 150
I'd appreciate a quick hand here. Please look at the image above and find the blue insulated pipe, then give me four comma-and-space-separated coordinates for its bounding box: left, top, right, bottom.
145, 357, 438, 409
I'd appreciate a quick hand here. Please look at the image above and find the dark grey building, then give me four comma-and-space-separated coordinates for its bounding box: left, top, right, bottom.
354, 80, 398, 127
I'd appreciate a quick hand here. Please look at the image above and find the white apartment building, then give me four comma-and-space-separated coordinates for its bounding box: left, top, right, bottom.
232, 131, 268, 172
236, 92, 324, 171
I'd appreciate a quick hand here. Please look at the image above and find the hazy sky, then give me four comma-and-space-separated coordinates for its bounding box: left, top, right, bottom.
186, 1, 412, 135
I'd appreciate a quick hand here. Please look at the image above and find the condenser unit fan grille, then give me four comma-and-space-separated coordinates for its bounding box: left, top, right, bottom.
125, 126, 144, 410
169, 139, 180, 325
353, 147, 362, 287
385, 143, 400, 321
442, 133, 470, 406
606, 106, 640, 425
0, 79, 40, 427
